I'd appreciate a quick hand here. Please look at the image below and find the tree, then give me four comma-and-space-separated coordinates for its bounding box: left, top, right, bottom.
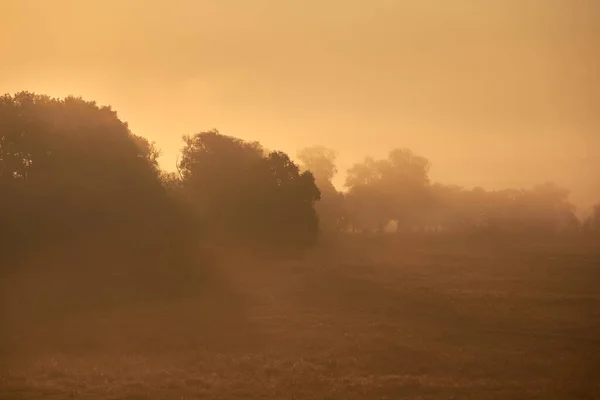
344, 148, 432, 232
476, 183, 577, 235
297, 146, 347, 233
583, 203, 600, 236
297, 146, 338, 184
426, 182, 580, 236
178, 130, 320, 254
0, 92, 180, 269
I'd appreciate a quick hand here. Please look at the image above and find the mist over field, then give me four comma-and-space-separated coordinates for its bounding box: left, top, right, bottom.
1, 1, 600, 399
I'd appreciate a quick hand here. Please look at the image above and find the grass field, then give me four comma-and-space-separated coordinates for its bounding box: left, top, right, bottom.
1, 238, 599, 399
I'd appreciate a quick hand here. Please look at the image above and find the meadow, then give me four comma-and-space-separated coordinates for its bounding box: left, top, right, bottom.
2, 237, 599, 399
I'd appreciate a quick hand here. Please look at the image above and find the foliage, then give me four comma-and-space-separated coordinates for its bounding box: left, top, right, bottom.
344, 148, 432, 232
297, 146, 347, 233
0, 92, 183, 271
178, 130, 321, 254
583, 203, 600, 235
1, 91, 595, 274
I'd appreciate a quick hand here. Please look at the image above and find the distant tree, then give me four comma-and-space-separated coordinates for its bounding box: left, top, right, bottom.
178, 130, 320, 254
426, 182, 580, 236
344, 148, 432, 232
522, 183, 579, 234
482, 183, 578, 235
426, 183, 580, 235
583, 203, 600, 235
297, 146, 347, 233
297, 146, 337, 184
426, 183, 473, 232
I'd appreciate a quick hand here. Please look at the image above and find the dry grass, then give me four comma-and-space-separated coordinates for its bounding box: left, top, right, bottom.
1, 239, 599, 399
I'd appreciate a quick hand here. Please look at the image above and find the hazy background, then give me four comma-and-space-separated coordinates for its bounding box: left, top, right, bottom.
2, 0, 598, 207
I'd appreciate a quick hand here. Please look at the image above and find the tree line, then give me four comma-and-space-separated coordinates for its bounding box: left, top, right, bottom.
1, 92, 599, 271
309, 146, 599, 237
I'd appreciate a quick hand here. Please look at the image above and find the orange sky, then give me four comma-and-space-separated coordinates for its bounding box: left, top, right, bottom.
1, 0, 599, 207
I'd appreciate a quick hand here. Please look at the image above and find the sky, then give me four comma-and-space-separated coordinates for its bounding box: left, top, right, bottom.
1, 0, 599, 207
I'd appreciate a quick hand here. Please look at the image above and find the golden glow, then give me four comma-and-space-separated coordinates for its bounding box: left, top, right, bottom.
2, 0, 598, 206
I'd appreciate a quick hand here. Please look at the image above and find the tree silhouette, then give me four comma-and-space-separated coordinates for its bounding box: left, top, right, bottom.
178, 130, 321, 254
1, 90, 593, 273
344, 149, 432, 232
297, 146, 347, 233
0, 92, 181, 271
425, 182, 579, 236
297, 146, 338, 184
583, 203, 600, 235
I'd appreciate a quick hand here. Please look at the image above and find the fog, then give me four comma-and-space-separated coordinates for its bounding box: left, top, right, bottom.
2, 0, 599, 206
2, 3, 600, 398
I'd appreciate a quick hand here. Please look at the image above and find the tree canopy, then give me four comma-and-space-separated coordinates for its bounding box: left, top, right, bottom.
297, 146, 346, 233
178, 130, 321, 254
1, 91, 596, 274
0, 93, 169, 247
344, 149, 432, 232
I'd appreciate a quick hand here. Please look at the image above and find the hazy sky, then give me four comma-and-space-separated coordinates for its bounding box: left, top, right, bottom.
2, 0, 599, 206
